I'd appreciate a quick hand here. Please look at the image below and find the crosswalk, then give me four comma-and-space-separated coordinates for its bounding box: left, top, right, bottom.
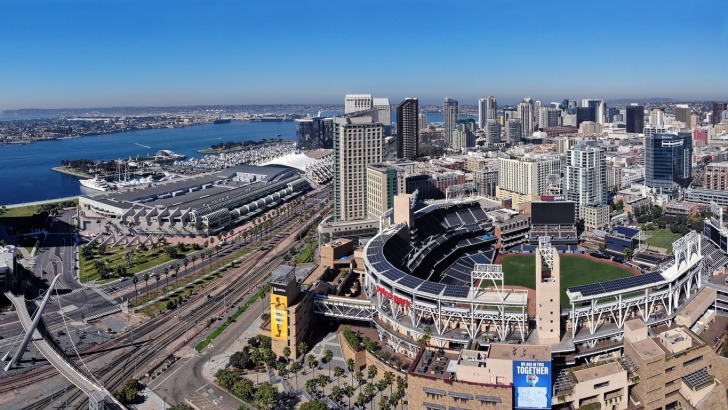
85, 307, 121, 322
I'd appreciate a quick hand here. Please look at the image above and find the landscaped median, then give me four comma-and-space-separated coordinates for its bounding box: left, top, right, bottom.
195, 282, 271, 352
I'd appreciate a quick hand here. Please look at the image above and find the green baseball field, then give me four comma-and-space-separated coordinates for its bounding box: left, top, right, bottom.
497, 255, 636, 308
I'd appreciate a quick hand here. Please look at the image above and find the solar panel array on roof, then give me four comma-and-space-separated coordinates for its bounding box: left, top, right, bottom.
381, 269, 404, 282
568, 272, 664, 297
443, 285, 470, 298
612, 226, 641, 238
419, 281, 446, 295
398, 275, 424, 289
683, 368, 713, 390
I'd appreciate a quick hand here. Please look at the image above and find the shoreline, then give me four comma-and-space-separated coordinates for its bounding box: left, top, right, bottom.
1, 196, 80, 209
51, 166, 93, 179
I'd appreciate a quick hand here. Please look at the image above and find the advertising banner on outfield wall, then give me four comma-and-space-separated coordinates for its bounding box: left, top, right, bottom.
513, 360, 552, 409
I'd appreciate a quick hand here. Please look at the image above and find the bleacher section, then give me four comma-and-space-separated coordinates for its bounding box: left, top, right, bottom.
442, 252, 493, 286
702, 236, 728, 271
529, 224, 578, 245
368, 200, 500, 294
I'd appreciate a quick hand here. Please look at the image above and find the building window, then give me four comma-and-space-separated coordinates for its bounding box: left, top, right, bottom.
594, 381, 610, 389
683, 356, 703, 367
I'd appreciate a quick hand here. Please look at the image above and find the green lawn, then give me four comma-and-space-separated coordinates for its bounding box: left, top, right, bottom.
80, 244, 195, 283
642, 228, 682, 251
498, 255, 635, 308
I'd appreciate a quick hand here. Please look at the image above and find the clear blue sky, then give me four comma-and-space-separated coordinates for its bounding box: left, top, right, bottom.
1, 0, 726, 109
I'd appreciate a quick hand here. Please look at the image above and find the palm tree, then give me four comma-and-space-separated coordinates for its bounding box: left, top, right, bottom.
163, 266, 170, 299
364, 384, 376, 409
289, 361, 302, 391
252, 349, 263, 385
334, 366, 344, 387
283, 346, 291, 362
154, 273, 161, 297
297, 341, 308, 358
383, 371, 395, 397
331, 385, 343, 406
343, 384, 355, 409
200, 252, 206, 277
367, 365, 378, 386
346, 358, 355, 386
307, 354, 317, 377
354, 371, 364, 392
132, 276, 138, 304
324, 349, 333, 378
142, 272, 150, 301
172, 263, 180, 290
191, 254, 198, 276
183, 257, 189, 275
207, 249, 213, 272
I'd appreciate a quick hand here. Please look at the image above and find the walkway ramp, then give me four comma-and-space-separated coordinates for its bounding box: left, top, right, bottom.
4, 291, 125, 409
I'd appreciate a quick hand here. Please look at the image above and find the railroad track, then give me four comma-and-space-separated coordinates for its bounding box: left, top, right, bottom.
14, 195, 326, 410
20, 242, 292, 410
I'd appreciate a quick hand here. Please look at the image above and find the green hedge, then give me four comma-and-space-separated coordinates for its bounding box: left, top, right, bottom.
195, 285, 267, 352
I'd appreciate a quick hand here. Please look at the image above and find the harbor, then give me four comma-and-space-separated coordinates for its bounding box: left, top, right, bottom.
0, 120, 296, 205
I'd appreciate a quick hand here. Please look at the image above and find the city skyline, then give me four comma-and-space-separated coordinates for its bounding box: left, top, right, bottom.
1, 0, 726, 110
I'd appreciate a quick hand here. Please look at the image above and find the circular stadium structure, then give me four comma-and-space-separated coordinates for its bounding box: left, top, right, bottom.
361, 196, 710, 359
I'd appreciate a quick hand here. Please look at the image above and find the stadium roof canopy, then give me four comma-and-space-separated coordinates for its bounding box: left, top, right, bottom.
612, 226, 641, 239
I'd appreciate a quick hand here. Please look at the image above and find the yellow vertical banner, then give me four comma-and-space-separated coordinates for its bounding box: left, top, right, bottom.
270, 294, 288, 341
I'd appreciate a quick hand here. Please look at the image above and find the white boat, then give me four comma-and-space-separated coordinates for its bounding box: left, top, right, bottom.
80, 175, 115, 192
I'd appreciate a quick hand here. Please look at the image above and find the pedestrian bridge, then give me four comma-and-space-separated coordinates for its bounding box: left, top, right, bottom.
313, 294, 376, 321
3, 289, 125, 409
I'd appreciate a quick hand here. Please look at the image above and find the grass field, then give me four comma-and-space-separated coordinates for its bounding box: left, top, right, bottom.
642, 228, 682, 251
498, 255, 634, 308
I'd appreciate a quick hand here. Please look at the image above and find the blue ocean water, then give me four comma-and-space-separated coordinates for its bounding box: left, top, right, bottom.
0, 121, 295, 205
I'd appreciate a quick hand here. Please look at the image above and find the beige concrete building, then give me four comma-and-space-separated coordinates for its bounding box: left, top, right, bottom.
269, 266, 318, 361
623, 319, 720, 410
320, 238, 355, 269
496, 156, 562, 210
553, 359, 632, 409
580, 204, 610, 232
408, 344, 551, 410
333, 115, 384, 222
366, 163, 404, 220
704, 162, 728, 191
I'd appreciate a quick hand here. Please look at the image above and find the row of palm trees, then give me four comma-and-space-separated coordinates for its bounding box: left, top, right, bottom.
128, 194, 319, 307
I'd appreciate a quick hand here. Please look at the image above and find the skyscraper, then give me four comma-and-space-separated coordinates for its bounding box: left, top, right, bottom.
649, 108, 664, 127
418, 113, 428, 131
563, 141, 608, 223
625, 105, 644, 133
674, 104, 691, 127
518, 97, 534, 136
485, 119, 501, 144
576, 106, 596, 129
451, 119, 476, 151
581, 99, 605, 125
505, 119, 522, 144
562, 140, 609, 231
333, 113, 384, 222
478, 98, 487, 129
443, 98, 458, 146
713, 102, 728, 125
345, 94, 373, 114
644, 133, 692, 193
487, 96, 497, 125
373, 98, 392, 133
296, 117, 334, 150
538, 107, 560, 129
396, 98, 419, 160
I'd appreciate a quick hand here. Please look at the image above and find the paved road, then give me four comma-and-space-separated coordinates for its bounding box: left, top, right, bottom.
149, 294, 266, 409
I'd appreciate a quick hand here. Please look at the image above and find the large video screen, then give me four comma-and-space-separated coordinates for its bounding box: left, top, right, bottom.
513, 360, 552, 409
531, 201, 576, 225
